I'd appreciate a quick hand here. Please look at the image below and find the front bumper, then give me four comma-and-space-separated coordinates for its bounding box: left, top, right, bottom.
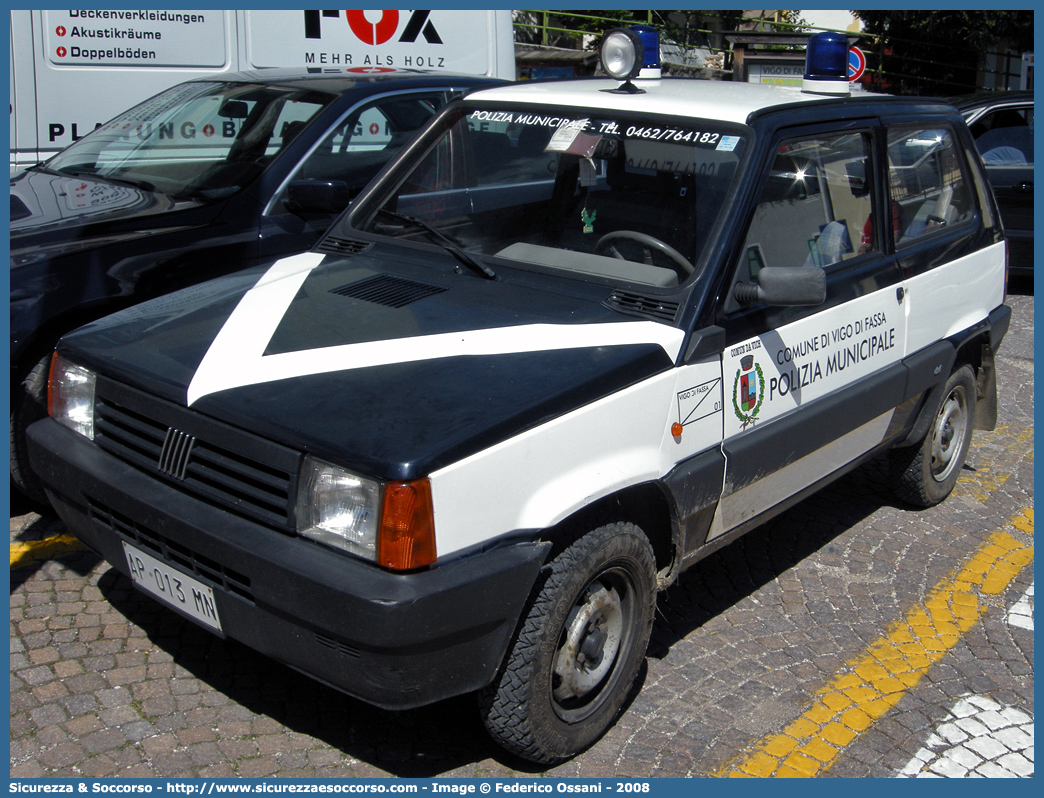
28, 418, 549, 710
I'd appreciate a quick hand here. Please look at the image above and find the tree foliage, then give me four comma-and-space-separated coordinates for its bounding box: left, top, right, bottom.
853, 10, 1033, 95
513, 10, 746, 51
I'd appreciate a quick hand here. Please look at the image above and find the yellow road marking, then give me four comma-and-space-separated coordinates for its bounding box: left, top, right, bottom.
717, 508, 1034, 778
957, 425, 1032, 504
10, 534, 85, 569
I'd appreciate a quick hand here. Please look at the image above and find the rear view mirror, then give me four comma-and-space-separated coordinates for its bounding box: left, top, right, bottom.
733, 266, 827, 307
287, 180, 351, 215
218, 100, 249, 119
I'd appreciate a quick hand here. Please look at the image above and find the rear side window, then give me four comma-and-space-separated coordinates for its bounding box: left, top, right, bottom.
887, 126, 973, 246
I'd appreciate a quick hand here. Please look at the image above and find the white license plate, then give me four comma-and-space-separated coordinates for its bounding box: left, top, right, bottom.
123, 542, 223, 633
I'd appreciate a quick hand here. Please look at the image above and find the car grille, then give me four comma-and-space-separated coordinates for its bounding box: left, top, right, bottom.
86, 496, 255, 603
93, 377, 301, 531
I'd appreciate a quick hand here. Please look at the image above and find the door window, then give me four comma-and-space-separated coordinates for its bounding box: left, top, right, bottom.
739, 132, 876, 281
262, 99, 329, 158
274, 93, 442, 211
887, 126, 972, 246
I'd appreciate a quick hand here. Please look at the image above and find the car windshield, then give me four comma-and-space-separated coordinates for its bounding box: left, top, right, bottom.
43, 81, 337, 199
351, 104, 747, 287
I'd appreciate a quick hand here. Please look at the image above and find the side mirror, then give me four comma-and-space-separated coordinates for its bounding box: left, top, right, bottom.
286, 180, 351, 215
734, 266, 827, 307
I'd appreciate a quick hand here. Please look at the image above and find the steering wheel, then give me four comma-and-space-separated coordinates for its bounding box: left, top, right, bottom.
594, 231, 694, 277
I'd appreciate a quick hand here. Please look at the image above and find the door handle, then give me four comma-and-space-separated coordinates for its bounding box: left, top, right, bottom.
1013, 181, 1033, 193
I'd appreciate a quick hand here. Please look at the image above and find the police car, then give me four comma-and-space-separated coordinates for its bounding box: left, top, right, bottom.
28, 32, 1010, 763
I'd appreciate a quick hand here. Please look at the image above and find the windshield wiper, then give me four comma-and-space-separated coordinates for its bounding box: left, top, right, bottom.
53, 168, 157, 194
26, 164, 64, 177
374, 208, 496, 280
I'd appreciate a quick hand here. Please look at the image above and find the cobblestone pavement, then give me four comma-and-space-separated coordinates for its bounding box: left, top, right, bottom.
11, 293, 1033, 779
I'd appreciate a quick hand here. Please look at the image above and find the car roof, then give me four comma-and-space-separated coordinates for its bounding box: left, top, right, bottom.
464, 77, 922, 126
185, 67, 502, 95
951, 90, 1034, 111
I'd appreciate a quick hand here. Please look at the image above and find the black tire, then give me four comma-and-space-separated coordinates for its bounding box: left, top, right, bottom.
479, 522, 656, 764
10, 352, 52, 506
890, 364, 976, 508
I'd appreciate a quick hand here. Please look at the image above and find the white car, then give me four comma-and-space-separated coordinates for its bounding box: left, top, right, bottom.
30, 31, 1010, 763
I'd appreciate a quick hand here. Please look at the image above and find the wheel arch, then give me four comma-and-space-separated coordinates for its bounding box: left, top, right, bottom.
12, 302, 126, 385
949, 318, 1002, 432
899, 312, 1004, 448
539, 481, 679, 587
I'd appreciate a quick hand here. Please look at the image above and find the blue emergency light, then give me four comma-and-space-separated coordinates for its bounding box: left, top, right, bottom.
802, 31, 851, 95
628, 25, 662, 79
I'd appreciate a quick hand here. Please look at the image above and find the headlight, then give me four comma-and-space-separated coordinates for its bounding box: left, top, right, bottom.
297, 456, 381, 559
48, 354, 96, 439
600, 28, 644, 81
297, 456, 437, 570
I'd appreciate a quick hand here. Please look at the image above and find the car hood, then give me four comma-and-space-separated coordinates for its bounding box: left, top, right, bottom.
10, 169, 204, 246
60, 248, 685, 480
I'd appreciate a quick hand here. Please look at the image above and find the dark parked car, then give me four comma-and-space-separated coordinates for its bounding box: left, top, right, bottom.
10, 68, 502, 501
954, 90, 1033, 277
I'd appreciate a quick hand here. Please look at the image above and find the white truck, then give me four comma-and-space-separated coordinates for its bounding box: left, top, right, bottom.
9, 9, 515, 174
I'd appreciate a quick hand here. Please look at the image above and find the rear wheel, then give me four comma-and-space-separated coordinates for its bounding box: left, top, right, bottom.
480, 522, 656, 763
891, 364, 976, 507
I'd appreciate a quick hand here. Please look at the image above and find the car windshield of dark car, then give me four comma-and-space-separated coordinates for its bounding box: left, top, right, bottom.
43, 81, 336, 199
351, 106, 747, 287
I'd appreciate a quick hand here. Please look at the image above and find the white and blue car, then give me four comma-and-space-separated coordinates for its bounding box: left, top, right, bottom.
30, 32, 1011, 763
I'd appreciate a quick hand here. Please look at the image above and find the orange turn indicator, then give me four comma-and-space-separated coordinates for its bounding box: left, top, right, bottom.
378, 479, 436, 570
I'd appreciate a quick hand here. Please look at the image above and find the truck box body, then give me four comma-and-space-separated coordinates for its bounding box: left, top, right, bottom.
9, 9, 514, 174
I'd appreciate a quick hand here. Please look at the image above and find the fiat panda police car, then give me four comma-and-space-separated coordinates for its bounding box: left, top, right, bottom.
29, 31, 1011, 763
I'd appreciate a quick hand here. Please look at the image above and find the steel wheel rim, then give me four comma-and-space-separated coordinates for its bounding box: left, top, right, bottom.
930, 384, 969, 483
550, 567, 635, 723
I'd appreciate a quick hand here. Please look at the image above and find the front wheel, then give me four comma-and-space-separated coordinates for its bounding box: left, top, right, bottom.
479, 522, 656, 763
11, 352, 52, 506
890, 364, 977, 507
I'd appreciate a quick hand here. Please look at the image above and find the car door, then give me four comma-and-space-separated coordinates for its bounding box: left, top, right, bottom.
258, 90, 449, 261
707, 125, 909, 542
887, 121, 1004, 357
969, 102, 1033, 268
